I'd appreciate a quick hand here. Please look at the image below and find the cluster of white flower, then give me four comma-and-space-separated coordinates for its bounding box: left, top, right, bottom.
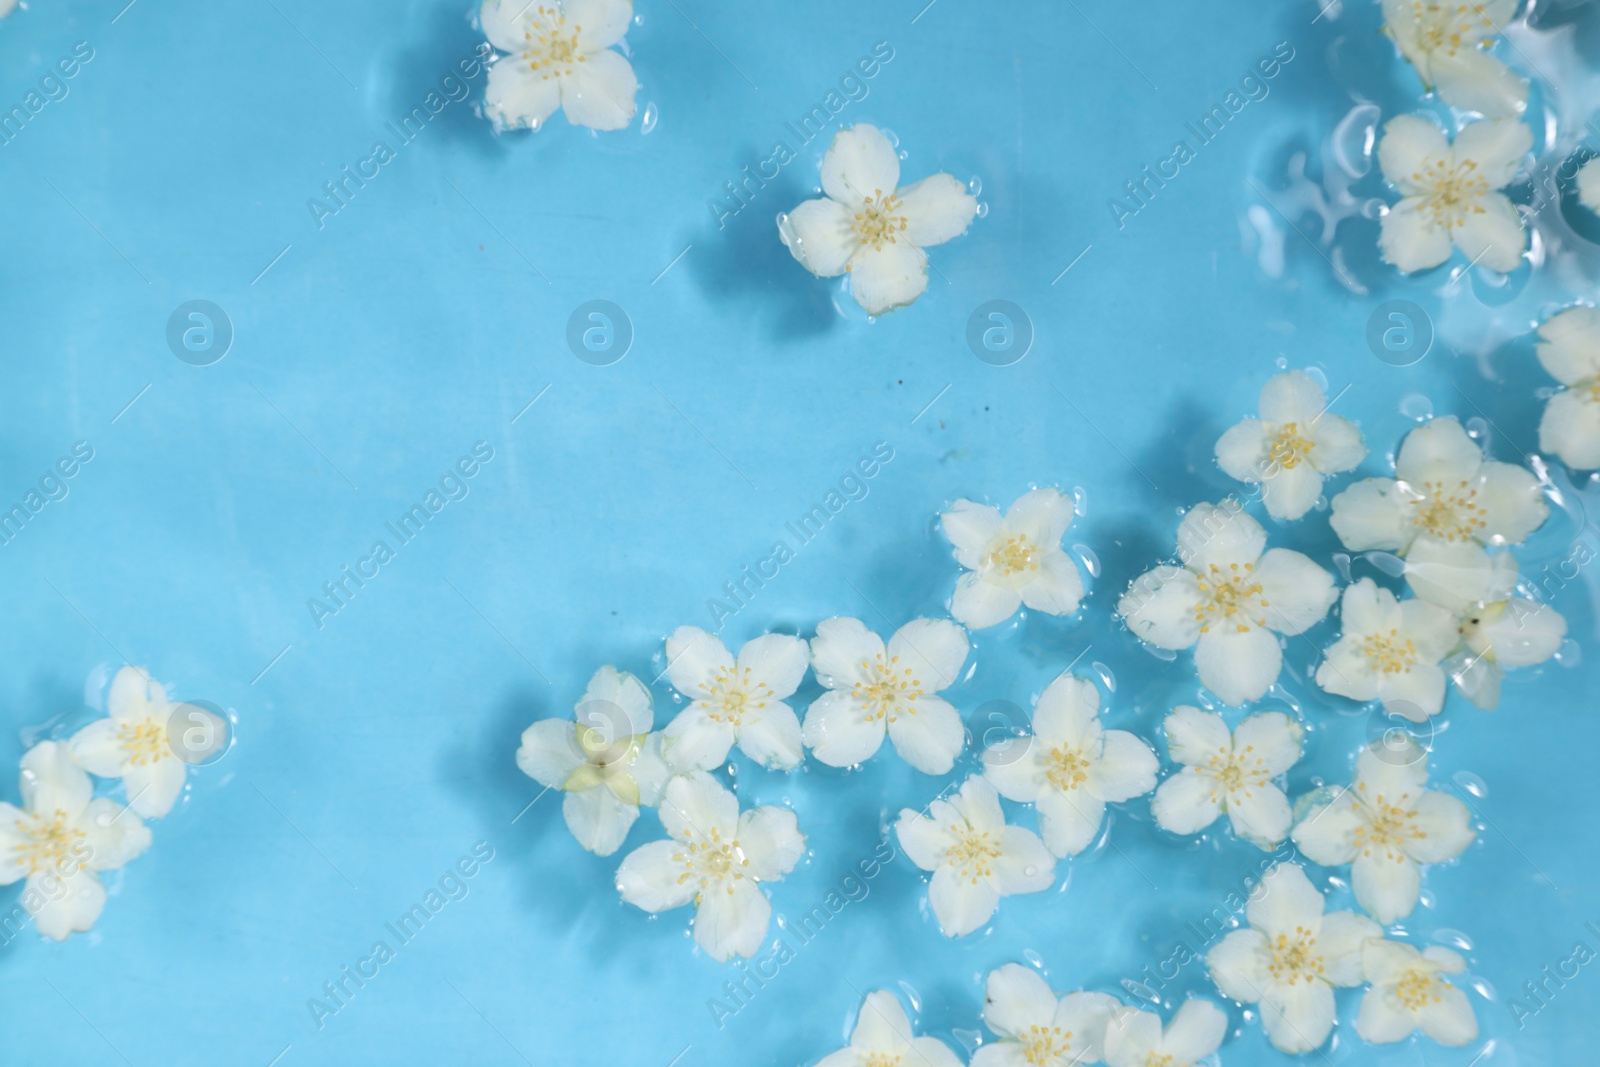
0, 667, 225, 940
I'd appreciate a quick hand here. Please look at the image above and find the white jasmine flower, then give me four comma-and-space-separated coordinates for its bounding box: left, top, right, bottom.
895, 774, 1055, 937
480, 0, 637, 132
0, 0, 17, 17
1315, 578, 1460, 722
0, 742, 151, 941
1329, 415, 1548, 607
1117, 499, 1337, 706
1535, 306, 1600, 470
615, 771, 803, 962
1357, 939, 1478, 1046
660, 627, 809, 772
516, 665, 672, 856
1447, 574, 1567, 710
779, 124, 977, 316
1103, 999, 1229, 1067
981, 672, 1157, 858
1381, 0, 1526, 118
68, 665, 225, 819
1215, 370, 1365, 521
1291, 739, 1475, 925
816, 989, 964, 1067
1377, 115, 1530, 274
971, 963, 1120, 1067
1580, 158, 1600, 213
803, 616, 969, 774
940, 488, 1085, 630
1151, 707, 1302, 850
1207, 862, 1380, 1054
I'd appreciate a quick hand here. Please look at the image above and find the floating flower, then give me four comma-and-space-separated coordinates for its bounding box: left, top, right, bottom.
0, 742, 151, 941
1380, 0, 1526, 118
660, 627, 809, 772
615, 771, 804, 962
1447, 577, 1566, 709
1329, 415, 1548, 607
803, 616, 969, 774
939, 488, 1085, 630
1151, 707, 1302, 850
815, 989, 963, 1067
480, 0, 638, 133
1580, 158, 1600, 213
1377, 115, 1530, 274
516, 665, 672, 856
68, 666, 226, 819
971, 963, 1120, 1067
895, 774, 1055, 937
981, 672, 1157, 858
1357, 938, 1479, 1046
1117, 499, 1337, 706
1535, 306, 1600, 470
779, 124, 978, 316
1103, 999, 1228, 1067
1207, 862, 1380, 1054
1291, 739, 1475, 925
1214, 370, 1365, 521
1314, 578, 1460, 722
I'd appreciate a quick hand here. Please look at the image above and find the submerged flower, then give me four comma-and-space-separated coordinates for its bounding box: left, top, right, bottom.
660, 627, 809, 772
1291, 739, 1475, 925
1151, 707, 1303, 850
615, 771, 804, 962
1357, 939, 1478, 1046
1215, 370, 1365, 521
940, 488, 1085, 630
1377, 115, 1530, 274
0, 742, 151, 941
1117, 499, 1337, 706
1535, 306, 1600, 470
1447, 578, 1567, 709
803, 616, 969, 774
971, 963, 1120, 1067
1207, 862, 1381, 1054
1381, 0, 1526, 118
1315, 579, 1460, 722
981, 672, 1157, 858
69, 665, 225, 819
895, 775, 1055, 937
779, 124, 977, 316
480, 0, 637, 132
1329, 415, 1548, 607
816, 989, 964, 1067
1103, 999, 1228, 1067
516, 665, 672, 856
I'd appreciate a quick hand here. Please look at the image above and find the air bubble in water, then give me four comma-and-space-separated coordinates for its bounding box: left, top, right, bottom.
1399, 393, 1434, 420
1453, 769, 1488, 798
640, 101, 658, 134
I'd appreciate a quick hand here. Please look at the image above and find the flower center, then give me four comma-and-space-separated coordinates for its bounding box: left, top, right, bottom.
1202, 745, 1269, 801
13, 809, 88, 876
861, 1055, 902, 1067
1267, 926, 1326, 986
1143, 1055, 1176, 1067
700, 666, 772, 726
119, 717, 170, 767
852, 190, 907, 251
944, 824, 1002, 883
1193, 562, 1269, 634
674, 826, 748, 899
1412, 158, 1491, 229
1395, 966, 1445, 1011
984, 534, 1040, 578
852, 654, 923, 723
521, 5, 585, 79
1410, 479, 1488, 542
1353, 794, 1425, 855
1018, 1025, 1075, 1066
1410, 1, 1495, 55
1361, 629, 1418, 674
1044, 744, 1090, 792
1268, 422, 1315, 471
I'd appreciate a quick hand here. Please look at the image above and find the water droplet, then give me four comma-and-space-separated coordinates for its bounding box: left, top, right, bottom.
1023, 948, 1045, 969
1399, 393, 1434, 421
1304, 365, 1330, 391
1554, 638, 1582, 667
1465, 416, 1491, 440
1071, 543, 1101, 578
967, 176, 982, 197
1274, 355, 1289, 369
1471, 976, 1498, 1001
1434, 927, 1474, 952
1023, 864, 1038, 877
1092, 661, 1116, 693
1453, 769, 1488, 798
974, 201, 989, 219
950, 1028, 982, 1054
1144, 645, 1178, 663
640, 101, 658, 134
1364, 551, 1406, 577
898, 979, 922, 1013
1330, 102, 1381, 179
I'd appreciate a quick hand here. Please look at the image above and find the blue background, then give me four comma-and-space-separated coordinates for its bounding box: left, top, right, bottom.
1, 0, 1597, 1063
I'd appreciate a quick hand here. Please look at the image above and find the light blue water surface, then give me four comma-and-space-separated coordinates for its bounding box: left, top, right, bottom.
2, 0, 1598, 1064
